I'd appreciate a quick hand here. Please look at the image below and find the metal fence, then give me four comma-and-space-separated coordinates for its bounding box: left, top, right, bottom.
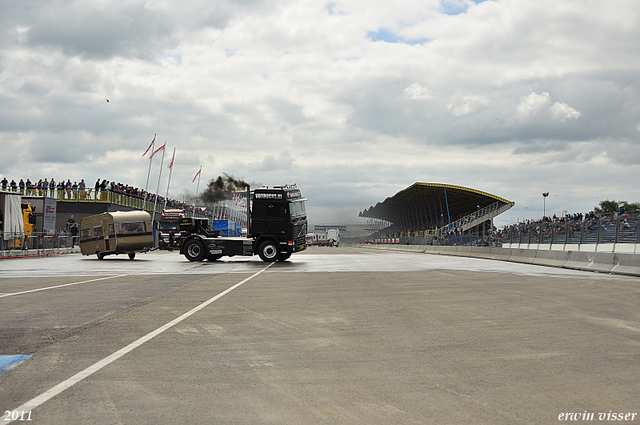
501, 215, 640, 246
364, 215, 640, 248
0, 232, 78, 257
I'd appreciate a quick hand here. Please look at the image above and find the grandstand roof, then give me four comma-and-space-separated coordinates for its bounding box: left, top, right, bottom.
360, 183, 512, 227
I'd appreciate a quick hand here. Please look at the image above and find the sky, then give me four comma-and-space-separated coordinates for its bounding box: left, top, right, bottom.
1, 0, 639, 227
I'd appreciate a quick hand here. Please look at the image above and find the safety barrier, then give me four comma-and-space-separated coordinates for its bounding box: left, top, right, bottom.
0, 232, 79, 258
356, 244, 640, 277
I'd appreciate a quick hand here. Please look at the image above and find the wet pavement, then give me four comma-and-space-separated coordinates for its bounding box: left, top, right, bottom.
1, 247, 639, 424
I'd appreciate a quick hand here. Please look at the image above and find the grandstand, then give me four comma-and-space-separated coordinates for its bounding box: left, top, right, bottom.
359, 182, 514, 243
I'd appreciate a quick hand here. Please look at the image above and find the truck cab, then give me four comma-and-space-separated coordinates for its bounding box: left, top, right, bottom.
250, 186, 307, 260
158, 208, 186, 249
179, 185, 308, 262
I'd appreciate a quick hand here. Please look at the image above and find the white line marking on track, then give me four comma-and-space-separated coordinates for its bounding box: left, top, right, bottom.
1, 262, 274, 423
0, 275, 131, 298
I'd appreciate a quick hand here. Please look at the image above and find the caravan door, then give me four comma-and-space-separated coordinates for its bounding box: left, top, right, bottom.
103, 216, 118, 252
102, 216, 110, 253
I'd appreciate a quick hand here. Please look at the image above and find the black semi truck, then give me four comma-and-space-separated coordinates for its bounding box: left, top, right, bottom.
179, 185, 308, 262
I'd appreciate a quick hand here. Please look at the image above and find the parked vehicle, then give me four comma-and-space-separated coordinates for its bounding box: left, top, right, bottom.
306, 228, 340, 247
0, 191, 36, 248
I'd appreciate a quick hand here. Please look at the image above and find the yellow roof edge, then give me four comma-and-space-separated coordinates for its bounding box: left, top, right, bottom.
410, 182, 512, 204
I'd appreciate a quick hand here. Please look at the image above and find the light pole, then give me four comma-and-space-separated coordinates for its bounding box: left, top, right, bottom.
477, 205, 480, 244
542, 192, 549, 218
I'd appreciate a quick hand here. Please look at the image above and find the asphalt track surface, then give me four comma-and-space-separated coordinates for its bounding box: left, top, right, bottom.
1, 246, 639, 424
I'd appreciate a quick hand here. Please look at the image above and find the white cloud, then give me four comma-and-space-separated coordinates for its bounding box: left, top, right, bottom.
517, 91, 550, 118
447, 95, 488, 116
1, 0, 640, 225
550, 101, 581, 121
403, 83, 434, 100
516, 91, 581, 122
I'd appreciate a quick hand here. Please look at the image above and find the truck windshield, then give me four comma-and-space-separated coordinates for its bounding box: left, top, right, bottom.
290, 200, 306, 219
159, 222, 179, 231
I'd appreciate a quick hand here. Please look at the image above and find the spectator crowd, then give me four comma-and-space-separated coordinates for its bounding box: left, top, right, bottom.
0, 176, 212, 218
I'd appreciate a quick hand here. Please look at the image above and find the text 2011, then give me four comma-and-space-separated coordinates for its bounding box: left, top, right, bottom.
3, 411, 32, 421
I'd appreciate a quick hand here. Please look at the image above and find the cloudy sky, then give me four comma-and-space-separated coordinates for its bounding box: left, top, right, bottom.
1, 0, 639, 227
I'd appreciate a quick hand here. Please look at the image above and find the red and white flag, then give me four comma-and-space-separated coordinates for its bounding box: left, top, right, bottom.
150, 142, 166, 159
142, 134, 156, 157
168, 150, 175, 169
192, 167, 202, 183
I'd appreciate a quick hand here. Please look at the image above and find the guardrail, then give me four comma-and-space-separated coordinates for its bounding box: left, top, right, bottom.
0, 232, 78, 258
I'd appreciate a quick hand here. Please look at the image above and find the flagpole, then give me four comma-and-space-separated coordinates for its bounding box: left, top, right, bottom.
142, 134, 156, 211
151, 146, 166, 227
164, 147, 175, 209
194, 166, 202, 217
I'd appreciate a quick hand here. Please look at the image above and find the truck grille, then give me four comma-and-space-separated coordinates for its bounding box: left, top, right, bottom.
294, 222, 307, 239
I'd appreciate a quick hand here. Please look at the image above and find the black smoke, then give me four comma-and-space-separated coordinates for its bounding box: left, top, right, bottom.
200, 173, 252, 203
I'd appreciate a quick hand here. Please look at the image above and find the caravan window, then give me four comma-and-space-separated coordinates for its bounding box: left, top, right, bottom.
121, 221, 145, 234
93, 226, 103, 237
81, 228, 91, 239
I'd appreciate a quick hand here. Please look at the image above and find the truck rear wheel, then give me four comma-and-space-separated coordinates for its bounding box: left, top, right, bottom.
258, 241, 279, 262
184, 239, 206, 262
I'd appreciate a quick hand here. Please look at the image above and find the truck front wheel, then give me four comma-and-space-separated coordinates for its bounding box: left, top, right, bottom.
278, 252, 291, 262
184, 239, 206, 262
258, 241, 279, 262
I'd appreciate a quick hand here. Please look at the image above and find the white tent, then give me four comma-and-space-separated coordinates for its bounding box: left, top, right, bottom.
2, 192, 24, 240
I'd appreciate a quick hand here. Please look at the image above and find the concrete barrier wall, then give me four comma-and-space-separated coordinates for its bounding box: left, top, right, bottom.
359, 244, 640, 277
503, 242, 639, 255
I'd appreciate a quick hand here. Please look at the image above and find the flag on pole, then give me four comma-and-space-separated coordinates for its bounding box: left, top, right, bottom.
150, 142, 166, 159
142, 134, 156, 156
192, 167, 201, 183
168, 149, 175, 169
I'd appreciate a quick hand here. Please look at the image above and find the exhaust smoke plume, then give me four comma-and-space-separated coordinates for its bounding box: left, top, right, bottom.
200, 173, 253, 203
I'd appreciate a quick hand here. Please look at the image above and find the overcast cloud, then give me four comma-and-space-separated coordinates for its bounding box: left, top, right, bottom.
1, 0, 639, 226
